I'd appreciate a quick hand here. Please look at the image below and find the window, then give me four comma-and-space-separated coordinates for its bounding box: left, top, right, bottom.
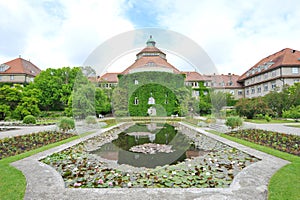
264, 73, 268, 79
134, 97, 139, 105
292, 67, 299, 74
228, 81, 233, 86
294, 79, 300, 83
0, 76, 2, 80
229, 90, 234, 95
10, 75, 14, 80
238, 90, 243, 95
257, 75, 261, 81
264, 84, 268, 91
271, 70, 276, 77
246, 89, 249, 95
134, 79, 139, 85
251, 87, 255, 94
257, 86, 261, 93
0, 64, 9, 72
271, 81, 276, 89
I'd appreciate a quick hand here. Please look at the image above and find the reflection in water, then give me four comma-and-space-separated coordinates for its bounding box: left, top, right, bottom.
90, 123, 209, 168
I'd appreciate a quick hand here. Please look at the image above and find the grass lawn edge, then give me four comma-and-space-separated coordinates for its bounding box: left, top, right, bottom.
207, 130, 300, 200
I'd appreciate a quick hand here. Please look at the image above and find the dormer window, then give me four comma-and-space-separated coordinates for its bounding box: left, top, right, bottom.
134, 79, 139, 85
146, 62, 155, 66
0, 64, 10, 72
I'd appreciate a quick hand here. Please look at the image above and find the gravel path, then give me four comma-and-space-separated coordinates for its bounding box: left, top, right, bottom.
243, 122, 300, 136
0, 125, 57, 139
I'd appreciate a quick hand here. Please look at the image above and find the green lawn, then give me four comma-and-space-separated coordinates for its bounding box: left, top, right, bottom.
0, 133, 90, 200
244, 118, 297, 124
208, 130, 300, 200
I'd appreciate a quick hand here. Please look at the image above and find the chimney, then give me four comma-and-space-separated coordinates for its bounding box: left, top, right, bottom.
19, 55, 21, 58
228, 73, 231, 75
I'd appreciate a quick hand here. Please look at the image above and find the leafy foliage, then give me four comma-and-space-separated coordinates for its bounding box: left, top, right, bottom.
32, 67, 82, 111
85, 115, 97, 124
58, 117, 75, 131
264, 83, 300, 117
227, 129, 300, 156
225, 116, 243, 129
235, 97, 272, 119
283, 105, 300, 121
0, 131, 74, 159
22, 115, 36, 124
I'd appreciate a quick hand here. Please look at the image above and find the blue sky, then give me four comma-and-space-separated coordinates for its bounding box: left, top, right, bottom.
1, 0, 300, 75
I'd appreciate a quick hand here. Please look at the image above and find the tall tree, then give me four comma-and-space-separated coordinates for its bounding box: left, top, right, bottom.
32, 67, 81, 111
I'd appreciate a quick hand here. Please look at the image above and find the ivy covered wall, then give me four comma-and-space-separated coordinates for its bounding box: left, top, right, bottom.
129, 83, 178, 116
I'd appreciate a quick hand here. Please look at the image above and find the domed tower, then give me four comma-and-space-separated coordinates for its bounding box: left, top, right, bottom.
121, 36, 180, 74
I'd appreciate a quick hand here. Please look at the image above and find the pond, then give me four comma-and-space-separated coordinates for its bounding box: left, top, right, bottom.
90, 123, 207, 168
41, 122, 260, 188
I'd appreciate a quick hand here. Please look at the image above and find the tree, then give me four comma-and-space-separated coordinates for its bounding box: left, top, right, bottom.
32, 67, 81, 111
112, 87, 129, 116
235, 97, 272, 119
95, 88, 111, 115
13, 88, 41, 119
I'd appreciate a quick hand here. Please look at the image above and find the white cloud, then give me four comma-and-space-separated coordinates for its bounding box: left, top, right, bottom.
149, 0, 300, 75
0, 0, 134, 69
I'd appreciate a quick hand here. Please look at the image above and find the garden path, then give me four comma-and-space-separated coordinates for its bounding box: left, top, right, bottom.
243, 122, 300, 136
0, 125, 56, 139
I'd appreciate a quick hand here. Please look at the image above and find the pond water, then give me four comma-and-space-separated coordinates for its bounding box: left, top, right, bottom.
90, 123, 208, 168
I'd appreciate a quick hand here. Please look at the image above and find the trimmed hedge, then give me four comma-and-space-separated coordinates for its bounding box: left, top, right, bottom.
23, 115, 36, 124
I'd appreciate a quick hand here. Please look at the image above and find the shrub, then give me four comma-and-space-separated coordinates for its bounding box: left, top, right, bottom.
85, 115, 97, 124
23, 115, 36, 124
225, 116, 243, 130
58, 117, 75, 132
283, 105, 300, 121
265, 114, 272, 122
255, 114, 264, 120
205, 116, 216, 124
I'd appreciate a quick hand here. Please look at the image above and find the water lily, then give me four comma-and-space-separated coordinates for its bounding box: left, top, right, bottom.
205, 172, 210, 176
127, 182, 132, 187
97, 179, 104, 184
108, 181, 113, 186
74, 182, 82, 187
172, 171, 177, 175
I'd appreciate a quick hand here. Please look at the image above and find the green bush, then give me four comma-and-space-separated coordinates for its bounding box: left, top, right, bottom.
225, 116, 243, 129
58, 117, 75, 131
85, 115, 97, 124
23, 115, 36, 124
255, 114, 264, 120
283, 106, 300, 121
265, 114, 272, 122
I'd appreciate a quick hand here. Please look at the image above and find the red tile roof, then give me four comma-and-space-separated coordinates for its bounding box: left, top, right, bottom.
239, 48, 300, 81
211, 74, 243, 88
98, 72, 119, 82
121, 55, 181, 74
0, 57, 41, 76
182, 71, 207, 81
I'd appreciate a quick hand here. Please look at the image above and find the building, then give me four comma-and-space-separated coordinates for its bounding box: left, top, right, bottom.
238, 48, 300, 98
0, 56, 41, 84
98, 36, 241, 98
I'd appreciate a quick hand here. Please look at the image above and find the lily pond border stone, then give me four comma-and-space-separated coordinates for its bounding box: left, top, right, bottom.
12, 122, 289, 200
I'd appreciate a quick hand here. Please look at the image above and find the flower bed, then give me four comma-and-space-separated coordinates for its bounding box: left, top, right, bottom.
226, 129, 300, 156
0, 131, 75, 159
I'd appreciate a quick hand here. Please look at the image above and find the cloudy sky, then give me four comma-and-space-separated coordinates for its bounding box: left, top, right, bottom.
1, 0, 300, 75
